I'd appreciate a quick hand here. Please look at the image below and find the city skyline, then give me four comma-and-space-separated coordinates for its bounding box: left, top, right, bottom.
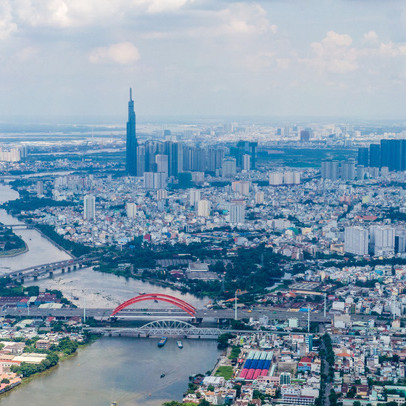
0, 0, 406, 119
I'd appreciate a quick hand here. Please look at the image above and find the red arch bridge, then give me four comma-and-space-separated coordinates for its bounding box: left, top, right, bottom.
111, 294, 197, 317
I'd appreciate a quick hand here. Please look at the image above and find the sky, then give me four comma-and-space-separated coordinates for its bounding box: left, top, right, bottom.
1, 0, 406, 121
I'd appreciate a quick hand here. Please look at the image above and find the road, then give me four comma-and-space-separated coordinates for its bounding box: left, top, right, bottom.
2, 306, 379, 324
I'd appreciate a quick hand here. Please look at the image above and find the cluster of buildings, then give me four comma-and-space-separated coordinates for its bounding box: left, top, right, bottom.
183, 332, 321, 406
0, 146, 27, 162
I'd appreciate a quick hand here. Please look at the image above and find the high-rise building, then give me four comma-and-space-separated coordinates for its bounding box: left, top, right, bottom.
344, 226, 368, 255
380, 139, 406, 171
189, 189, 201, 206
300, 130, 311, 143
229, 203, 245, 224
371, 226, 395, 256
369, 144, 380, 168
269, 172, 283, 185
232, 181, 250, 196
283, 171, 294, 185
37, 181, 44, 197
321, 160, 339, 180
136, 145, 146, 177
155, 154, 169, 175
144, 172, 167, 190
341, 158, 356, 181
126, 202, 137, 218
255, 191, 264, 204
243, 154, 251, 171
126, 88, 137, 176
222, 157, 237, 178
156, 189, 168, 201
395, 229, 406, 254
198, 199, 211, 217
357, 147, 369, 167
83, 194, 96, 220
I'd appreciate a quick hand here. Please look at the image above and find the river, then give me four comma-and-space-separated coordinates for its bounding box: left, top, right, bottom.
0, 184, 72, 274
0, 183, 208, 307
0, 182, 217, 405
0, 337, 221, 406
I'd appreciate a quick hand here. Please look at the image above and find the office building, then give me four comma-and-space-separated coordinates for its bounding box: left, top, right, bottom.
126, 88, 137, 176
198, 199, 211, 217
126, 202, 137, 218
83, 194, 96, 220
344, 226, 368, 255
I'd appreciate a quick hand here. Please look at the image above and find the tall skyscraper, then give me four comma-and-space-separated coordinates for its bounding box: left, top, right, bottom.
126, 88, 137, 176
357, 147, 369, 167
83, 194, 96, 220
369, 144, 380, 168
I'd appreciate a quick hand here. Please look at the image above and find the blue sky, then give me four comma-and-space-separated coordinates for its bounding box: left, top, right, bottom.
1, 0, 406, 120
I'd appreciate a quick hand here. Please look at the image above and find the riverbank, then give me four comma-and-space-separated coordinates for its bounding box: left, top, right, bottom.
0, 244, 28, 258
0, 335, 98, 399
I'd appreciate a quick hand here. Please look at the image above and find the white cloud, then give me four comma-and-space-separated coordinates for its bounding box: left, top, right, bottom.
0, 1, 17, 39
12, 0, 195, 29
216, 4, 273, 36
363, 30, 378, 43
88, 42, 140, 65
144, 0, 194, 14
307, 31, 358, 74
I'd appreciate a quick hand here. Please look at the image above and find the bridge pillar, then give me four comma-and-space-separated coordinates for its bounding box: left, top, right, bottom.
33, 276, 38, 281
61, 268, 65, 273
49, 271, 53, 278
73, 265, 77, 270
19, 278, 24, 284
67, 267, 71, 272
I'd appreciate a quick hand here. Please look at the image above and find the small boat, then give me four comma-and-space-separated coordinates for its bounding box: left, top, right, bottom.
160, 373, 166, 378
177, 340, 183, 349
158, 337, 167, 347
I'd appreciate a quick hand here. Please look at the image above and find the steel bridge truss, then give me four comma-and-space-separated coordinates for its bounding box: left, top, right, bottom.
90, 319, 221, 338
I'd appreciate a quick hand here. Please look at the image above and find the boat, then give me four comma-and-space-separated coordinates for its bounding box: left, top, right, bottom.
160, 373, 166, 378
158, 337, 167, 347
177, 340, 183, 349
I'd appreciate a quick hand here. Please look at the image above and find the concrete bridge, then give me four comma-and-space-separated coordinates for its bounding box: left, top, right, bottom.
0, 224, 34, 230
8, 257, 97, 282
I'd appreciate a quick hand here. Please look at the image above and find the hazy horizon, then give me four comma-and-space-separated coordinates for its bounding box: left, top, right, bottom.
1, 0, 406, 119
